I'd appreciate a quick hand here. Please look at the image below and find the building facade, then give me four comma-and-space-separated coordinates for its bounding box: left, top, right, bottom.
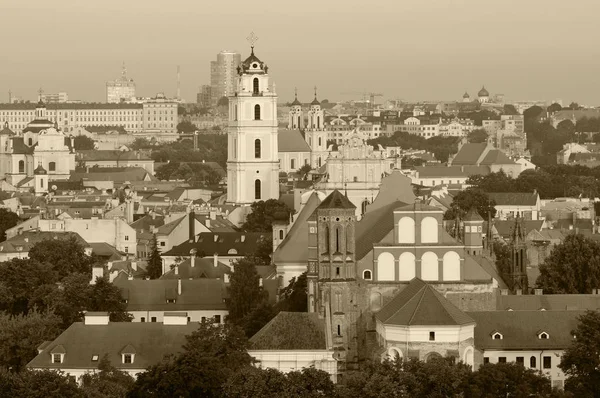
226, 47, 279, 204
210, 51, 241, 106
106, 64, 136, 103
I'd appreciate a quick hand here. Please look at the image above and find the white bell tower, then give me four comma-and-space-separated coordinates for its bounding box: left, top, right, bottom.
226, 36, 280, 205
288, 88, 304, 130
305, 87, 328, 168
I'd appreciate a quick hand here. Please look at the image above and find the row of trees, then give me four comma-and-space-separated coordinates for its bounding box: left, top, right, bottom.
368, 131, 460, 162
154, 162, 222, 186
151, 135, 228, 166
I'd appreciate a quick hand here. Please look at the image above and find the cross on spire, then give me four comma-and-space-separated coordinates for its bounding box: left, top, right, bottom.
246, 32, 258, 53
294, 87, 298, 99
314, 86, 318, 99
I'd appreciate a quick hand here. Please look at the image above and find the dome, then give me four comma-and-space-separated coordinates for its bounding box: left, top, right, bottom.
291, 96, 302, 106
34, 164, 47, 175
478, 86, 489, 97
311, 97, 321, 106
239, 47, 267, 75
463, 92, 470, 99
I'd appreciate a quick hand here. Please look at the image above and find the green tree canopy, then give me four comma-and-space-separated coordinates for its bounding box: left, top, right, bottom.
0, 258, 58, 314
560, 310, 600, 396
547, 102, 562, 114
177, 120, 198, 134
28, 236, 97, 277
536, 234, 600, 294
227, 257, 269, 326
73, 135, 96, 150
80, 354, 135, 398
241, 199, 292, 233
467, 128, 489, 144
0, 369, 82, 397
443, 188, 496, 220
129, 320, 252, 397
0, 208, 20, 242
146, 234, 163, 279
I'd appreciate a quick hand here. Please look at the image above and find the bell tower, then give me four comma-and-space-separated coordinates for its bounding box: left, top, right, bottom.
226, 34, 280, 205
288, 88, 304, 130
463, 208, 484, 256
309, 189, 359, 369
305, 87, 328, 168
509, 214, 528, 292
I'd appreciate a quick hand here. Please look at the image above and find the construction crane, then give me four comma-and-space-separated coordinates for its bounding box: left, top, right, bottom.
340, 91, 384, 108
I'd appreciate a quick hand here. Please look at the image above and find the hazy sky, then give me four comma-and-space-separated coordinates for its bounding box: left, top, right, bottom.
1, 0, 599, 105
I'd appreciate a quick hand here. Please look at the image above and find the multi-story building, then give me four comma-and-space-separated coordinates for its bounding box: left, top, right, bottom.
210, 51, 241, 107
39, 92, 69, 104
197, 85, 212, 108
106, 64, 136, 103
0, 99, 177, 135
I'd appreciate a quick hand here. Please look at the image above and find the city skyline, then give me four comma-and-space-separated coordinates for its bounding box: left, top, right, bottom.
1, 0, 600, 105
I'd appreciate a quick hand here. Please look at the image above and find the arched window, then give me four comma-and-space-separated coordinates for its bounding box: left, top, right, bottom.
28, 138, 33, 146
361, 200, 368, 215
387, 347, 402, 360
254, 139, 261, 158
254, 104, 261, 120
254, 179, 261, 200
40, 178, 44, 188
49, 162, 56, 172
279, 230, 284, 240
442, 251, 461, 281
253, 78, 259, 94
18, 160, 24, 173
317, 116, 321, 128
397, 217, 415, 243
421, 252, 439, 281
318, 157, 322, 167
463, 346, 474, 367
363, 270, 372, 280
399, 252, 416, 281
234, 105, 238, 121
530, 356, 536, 368
377, 252, 395, 281
421, 216, 439, 243
290, 158, 295, 170
335, 228, 340, 253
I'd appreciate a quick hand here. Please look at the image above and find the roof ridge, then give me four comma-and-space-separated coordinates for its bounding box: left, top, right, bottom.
406, 285, 428, 325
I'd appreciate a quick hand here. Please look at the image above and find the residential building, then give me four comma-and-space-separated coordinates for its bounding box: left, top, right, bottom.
410, 165, 491, 187
448, 142, 523, 177
488, 191, 541, 220
106, 64, 136, 103
77, 150, 155, 174
39, 92, 69, 104
0, 231, 91, 262
226, 46, 279, 204
27, 312, 200, 381
197, 85, 212, 108
210, 51, 241, 106
113, 278, 228, 323
551, 109, 600, 128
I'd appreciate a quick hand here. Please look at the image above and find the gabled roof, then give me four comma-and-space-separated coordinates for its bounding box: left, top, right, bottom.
113, 278, 227, 311
394, 203, 443, 213
496, 292, 600, 311
70, 167, 158, 184
468, 310, 583, 350
77, 150, 152, 162
163, 232, 271, 258
415, 165, 492, 178
249, 312, 326, 350
450, 143, 487, 165
278, 129, 311, 152
493, 219, 543, 238
487, 192, 538, 206
317, 190, 356, 210
160, 257, 230, 280
376, 278, 475, 326
356, 200, 407, 260
11, 137, 35, 154
156, 216, 185, 236
367, 170, 416, 213
27, 322, 199, 371
0, 231, 89, 254
464, 208, 483, 222
273, 192, 322, 264
480, 150, 516, 165
129, 214, 165, 232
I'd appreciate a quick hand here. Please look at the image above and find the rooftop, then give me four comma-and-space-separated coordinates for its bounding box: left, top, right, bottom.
250, 312, 326, 350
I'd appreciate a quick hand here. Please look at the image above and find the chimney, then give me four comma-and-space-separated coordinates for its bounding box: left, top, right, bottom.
84, 312, 110, 325
174, 266, 179, 275
189, 211, 195, 241
151, 212, 156, 220
241, 234, 246, 243
224, 273, 230, 283
500, 289, 509, 296
177, 279, 182, 295
128, 273, 134, 280
205, 219, 211, 229
534, 288, 543, 295
516, 289, 522, 295
213, 253, 218, 267
190, 248, 197, 268
131, 261, 137, 271
209, 210, 216, 220
90, 266, 104, 285
259, 277, 263, 287
24, 237, 28, 243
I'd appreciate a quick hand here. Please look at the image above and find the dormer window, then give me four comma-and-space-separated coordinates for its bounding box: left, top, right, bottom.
52, 353, 63, 363
491, 331, 503, 340
121, 344, 136, 364
538, 331, 549, 340
123, 354, 133, 364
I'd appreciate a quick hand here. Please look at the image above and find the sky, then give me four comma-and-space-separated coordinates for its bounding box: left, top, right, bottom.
1, 0, 599, 106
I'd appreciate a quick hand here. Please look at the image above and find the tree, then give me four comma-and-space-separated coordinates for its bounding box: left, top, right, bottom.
227, 258, 269, 325
567, 102, 582, 110
276, 272, 307, 312
297, 164, 312, 181
444, 188, 496, 221
129, 320, 252, 397
177, 120, 198, 134
560, 310, 600, 397
467, 128, 489, 143
464, 362, 567, 398
146, 234, 163, 279
503, 104, 519, 115
0, 258, 58, 315
0, 310, 62, 372
28, 236, 96, 277
88, 277, 133, 322
0, 369, 83, 397
217, 96, 229, 107
241, 199, 292, 233
0, 208, 20, 242
536, 234, 600, 294
154, 161, 180, 181
548, 102, 563, 114
80, 355, 135, 398
73, 135, 96, 150
129, 138, 153, 150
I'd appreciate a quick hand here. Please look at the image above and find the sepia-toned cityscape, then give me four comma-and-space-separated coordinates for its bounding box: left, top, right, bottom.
1, 1, 600, 396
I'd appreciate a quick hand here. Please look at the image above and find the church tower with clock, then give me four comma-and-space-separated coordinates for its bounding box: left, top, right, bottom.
227, 38, 280, 204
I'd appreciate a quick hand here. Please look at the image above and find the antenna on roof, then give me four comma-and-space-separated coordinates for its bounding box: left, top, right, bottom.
176, 65, 181, 101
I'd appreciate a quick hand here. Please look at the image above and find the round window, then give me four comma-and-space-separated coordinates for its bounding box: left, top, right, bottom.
252, 63, 258, 68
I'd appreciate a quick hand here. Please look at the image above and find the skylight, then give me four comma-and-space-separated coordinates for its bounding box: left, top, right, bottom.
92, 355, 99, 361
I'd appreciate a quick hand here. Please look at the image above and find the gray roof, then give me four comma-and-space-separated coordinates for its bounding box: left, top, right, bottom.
27, 322, 198, 370
250, 312, 326, 350
278, 129, 311, 152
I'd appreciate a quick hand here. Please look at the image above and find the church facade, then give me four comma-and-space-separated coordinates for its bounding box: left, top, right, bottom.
226, 47, 280, 205
0, 101, 75, 190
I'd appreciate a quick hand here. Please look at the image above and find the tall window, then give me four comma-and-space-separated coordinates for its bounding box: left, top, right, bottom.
317, 116, 321, 128
28, 138, 33, 146
254, 104, 261, 120
254, 139, 261, 158
530, 356, 536, 368
254, 179, 261, 200
18, 160, 24, 173
253, 78, 259, 94
290, 158, 295, 169
318, 137, 322, 146
49, 162, 56, 172
335, 228, 340, 253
